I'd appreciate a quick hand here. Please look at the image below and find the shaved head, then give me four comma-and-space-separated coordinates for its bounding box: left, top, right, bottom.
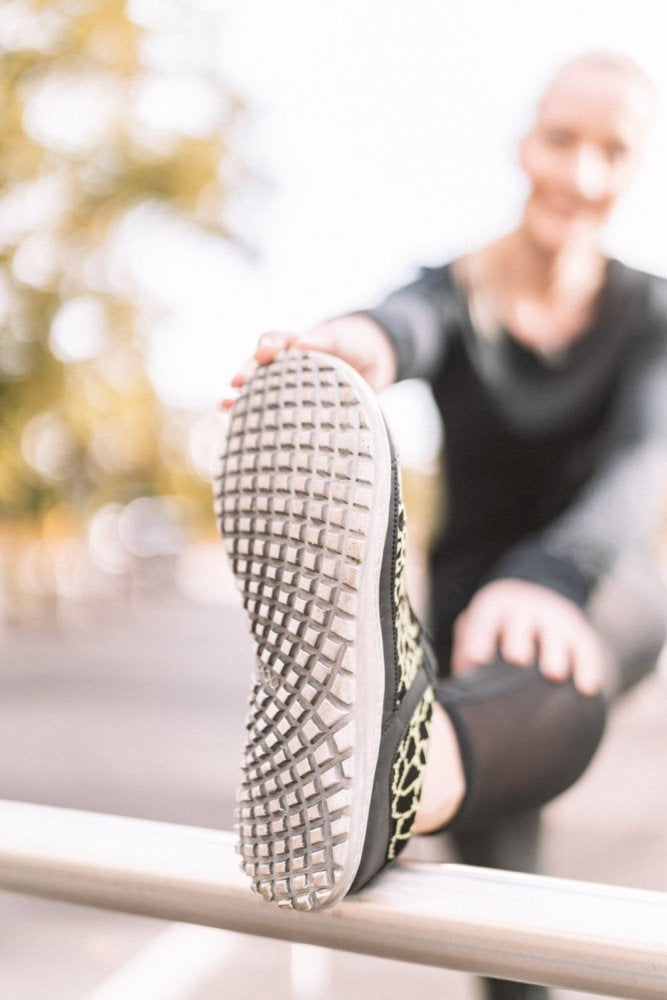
546, 51, 653, 90
538, 51, 655, 127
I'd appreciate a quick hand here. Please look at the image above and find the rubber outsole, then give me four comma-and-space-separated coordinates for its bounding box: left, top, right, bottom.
214, 351, 391, 910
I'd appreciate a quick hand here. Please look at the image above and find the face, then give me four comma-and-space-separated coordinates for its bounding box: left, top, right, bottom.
519, 66, 652, 252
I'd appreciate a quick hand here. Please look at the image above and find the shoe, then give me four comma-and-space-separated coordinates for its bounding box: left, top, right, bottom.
214, 350, 435, 910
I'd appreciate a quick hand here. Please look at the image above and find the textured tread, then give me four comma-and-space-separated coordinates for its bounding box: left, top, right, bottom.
214, 352, 386, 910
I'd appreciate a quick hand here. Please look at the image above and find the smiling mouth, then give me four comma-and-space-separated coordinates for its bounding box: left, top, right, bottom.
541, 194, 590, 218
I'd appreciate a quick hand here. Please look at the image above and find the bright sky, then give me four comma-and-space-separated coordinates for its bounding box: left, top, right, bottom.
140, 0, 667, 415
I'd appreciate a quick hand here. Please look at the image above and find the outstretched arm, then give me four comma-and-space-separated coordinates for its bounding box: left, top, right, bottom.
492, 332, 667, 604
221, 315, 397, 410
222, 266, 452, 408
452, 322, 667, 696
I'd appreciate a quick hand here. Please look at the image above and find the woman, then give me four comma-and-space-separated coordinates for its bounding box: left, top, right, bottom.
219, 52, 667, 999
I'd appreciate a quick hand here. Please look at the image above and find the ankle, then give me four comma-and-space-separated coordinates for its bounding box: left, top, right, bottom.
412, 702, 466, 834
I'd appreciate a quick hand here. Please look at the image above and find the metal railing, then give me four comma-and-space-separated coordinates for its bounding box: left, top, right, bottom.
1, 799, 666, 998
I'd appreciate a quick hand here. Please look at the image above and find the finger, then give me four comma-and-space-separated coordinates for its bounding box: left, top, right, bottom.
571, 635, 605, 697
255, 331, 298, 364
450, 612, 472, 675
231, 360, 257, 388
220, 395, 237, 411
451, 607, 500, 673
536, 627, 571, 683
499, 617, 536, 668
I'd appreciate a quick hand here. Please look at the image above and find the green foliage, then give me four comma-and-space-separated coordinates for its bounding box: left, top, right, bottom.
0, 0, 244, 521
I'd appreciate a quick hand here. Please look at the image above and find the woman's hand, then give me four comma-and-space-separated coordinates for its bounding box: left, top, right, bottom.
221, 316, 397, 409
451, 579, 605, 696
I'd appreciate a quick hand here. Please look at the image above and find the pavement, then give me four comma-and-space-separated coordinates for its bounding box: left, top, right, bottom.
1, 546, 666, 1000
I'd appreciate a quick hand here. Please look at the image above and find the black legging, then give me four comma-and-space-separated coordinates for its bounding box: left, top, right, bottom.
431, 553, 667, 1000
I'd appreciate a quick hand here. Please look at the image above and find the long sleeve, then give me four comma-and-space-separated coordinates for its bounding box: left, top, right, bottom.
488, 316, 667, 606
357, 266, 454, 382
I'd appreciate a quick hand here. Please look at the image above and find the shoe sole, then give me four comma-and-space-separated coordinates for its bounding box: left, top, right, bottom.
215, 351, 391, 910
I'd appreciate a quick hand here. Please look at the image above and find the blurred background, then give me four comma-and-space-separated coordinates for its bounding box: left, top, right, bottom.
1, 1, 667, 998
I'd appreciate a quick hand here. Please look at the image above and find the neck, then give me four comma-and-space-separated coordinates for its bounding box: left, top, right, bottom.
497, 227, 606, 298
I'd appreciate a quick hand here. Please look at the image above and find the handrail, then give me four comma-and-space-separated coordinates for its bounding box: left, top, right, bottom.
1, 799, 665, 998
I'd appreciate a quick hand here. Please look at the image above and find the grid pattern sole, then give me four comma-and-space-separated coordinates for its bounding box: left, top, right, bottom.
214, 352, 381, 911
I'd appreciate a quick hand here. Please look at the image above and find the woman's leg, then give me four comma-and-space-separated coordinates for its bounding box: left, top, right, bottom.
412, 554, 666, 1000
440, 661, 603, 1000
410, 656, 605, 1000
433, 660, 606, 831
416, 553, 667, 833
453, 810, 546, 1000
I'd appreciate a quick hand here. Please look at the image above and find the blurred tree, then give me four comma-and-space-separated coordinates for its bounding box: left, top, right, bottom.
0, 0, 246, 523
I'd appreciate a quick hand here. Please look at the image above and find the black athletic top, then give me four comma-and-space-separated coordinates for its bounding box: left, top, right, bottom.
360, 259, 667, 619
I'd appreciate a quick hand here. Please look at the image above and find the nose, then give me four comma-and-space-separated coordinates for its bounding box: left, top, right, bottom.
569, 145, 610, 200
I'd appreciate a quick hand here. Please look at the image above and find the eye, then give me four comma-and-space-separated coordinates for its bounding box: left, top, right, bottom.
605, 141, 629, 162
